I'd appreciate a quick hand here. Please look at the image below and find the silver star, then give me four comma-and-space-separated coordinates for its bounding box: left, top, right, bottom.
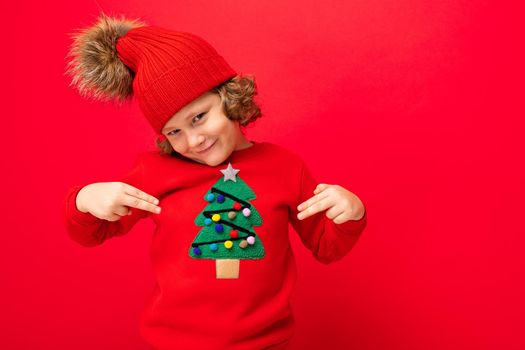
220, 163, 240, 182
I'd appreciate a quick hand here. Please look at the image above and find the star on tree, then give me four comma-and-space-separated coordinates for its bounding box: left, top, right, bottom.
220, 163, 240, 182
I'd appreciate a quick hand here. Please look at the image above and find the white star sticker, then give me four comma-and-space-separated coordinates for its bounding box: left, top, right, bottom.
220, 163, 240, 182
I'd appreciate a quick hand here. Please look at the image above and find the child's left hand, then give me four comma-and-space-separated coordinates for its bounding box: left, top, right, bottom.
297, 184, 365, 224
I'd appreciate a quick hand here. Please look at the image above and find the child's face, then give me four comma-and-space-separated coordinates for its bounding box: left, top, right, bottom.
161, 91, 250, 166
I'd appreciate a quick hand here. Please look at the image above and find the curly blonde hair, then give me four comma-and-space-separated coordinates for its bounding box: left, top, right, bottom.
155, 75, 262, 155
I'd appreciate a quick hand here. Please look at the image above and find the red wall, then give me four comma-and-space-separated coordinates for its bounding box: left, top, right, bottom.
5, 1, 524, 349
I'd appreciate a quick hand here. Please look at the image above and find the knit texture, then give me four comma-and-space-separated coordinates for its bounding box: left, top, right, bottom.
116, 26, 237, 133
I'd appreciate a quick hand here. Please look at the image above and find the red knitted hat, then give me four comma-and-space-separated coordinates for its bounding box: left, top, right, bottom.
65, 14, 237, 134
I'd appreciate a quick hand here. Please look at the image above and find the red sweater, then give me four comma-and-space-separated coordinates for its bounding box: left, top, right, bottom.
63, 141, 367, 350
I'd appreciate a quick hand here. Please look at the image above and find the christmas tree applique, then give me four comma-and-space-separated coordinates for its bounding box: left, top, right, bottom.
189, 163, 264, 279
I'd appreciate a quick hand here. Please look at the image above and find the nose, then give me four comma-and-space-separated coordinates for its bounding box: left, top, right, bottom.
187, 132, 206, 151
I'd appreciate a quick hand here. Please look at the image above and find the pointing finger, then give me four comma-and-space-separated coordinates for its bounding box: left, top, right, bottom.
297, 195, 332, 220
122, 193, 162, 214
297, 191, 329, 212
123, 183, 160, 205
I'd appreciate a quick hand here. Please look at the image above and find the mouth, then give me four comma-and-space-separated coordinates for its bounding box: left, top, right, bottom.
196, 140, 216, 154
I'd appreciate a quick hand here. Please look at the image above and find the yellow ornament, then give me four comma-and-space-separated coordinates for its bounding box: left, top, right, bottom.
224, 240, 233, 249
212, 214, 221, 222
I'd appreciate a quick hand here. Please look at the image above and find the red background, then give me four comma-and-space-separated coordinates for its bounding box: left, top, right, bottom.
5, 1, 524, 349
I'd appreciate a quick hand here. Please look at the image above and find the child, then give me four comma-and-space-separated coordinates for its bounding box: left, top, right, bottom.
63, 13, 367, 350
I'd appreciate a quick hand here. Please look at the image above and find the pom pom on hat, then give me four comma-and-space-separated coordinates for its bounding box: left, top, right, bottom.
65, 12, 146, 104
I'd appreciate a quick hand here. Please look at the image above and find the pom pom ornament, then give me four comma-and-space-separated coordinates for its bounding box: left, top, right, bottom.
190, 163, 265, 279
65, 13, 146, 104
192, 247, 202, 256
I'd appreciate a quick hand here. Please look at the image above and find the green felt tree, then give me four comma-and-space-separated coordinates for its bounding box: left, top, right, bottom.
189, 163, 265, 279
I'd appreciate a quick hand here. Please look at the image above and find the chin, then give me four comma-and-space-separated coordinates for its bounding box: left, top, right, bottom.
194, 152, 219, 166
206, 153, 229, 166
205, 146, 234, 166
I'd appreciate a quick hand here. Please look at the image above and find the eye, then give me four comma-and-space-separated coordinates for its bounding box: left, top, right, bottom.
192, 113, 206, 124
166, 113, 206, 137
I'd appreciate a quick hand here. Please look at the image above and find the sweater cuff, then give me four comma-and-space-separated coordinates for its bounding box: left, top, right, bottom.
65, 185, 100, 225
332, 208, 367, 235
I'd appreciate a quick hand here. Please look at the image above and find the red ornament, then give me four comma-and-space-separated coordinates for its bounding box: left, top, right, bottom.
233, 202, 242, 211
230, 230, 239, 238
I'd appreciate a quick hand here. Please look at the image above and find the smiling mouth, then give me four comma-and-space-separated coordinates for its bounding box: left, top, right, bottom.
196, 140, 216, 154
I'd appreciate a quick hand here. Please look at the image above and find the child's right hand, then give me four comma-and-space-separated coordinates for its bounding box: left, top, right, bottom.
75, 182, 162, 221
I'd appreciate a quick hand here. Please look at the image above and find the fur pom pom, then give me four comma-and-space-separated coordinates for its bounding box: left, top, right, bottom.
65, 13, 146, 104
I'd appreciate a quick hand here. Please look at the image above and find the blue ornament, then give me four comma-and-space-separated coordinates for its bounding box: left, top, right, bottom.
192, 247, 202, 255
204, 218, 212, 226
215, 224, 224, 233
217, 194, 225, 203
206, 193, 215, 202
210, 243, 218, 252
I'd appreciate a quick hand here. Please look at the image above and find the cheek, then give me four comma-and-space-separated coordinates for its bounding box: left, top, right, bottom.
205, 118, 227, 139
220, 118, 238, 135
169, 139, 186, 154
209, 116, 226, 131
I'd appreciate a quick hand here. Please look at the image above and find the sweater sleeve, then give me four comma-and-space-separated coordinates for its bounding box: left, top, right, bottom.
62, 155, 149, 247
289, 160, 367, 264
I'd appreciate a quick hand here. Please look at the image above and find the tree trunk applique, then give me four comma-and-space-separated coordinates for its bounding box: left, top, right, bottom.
189, 163, 264, 279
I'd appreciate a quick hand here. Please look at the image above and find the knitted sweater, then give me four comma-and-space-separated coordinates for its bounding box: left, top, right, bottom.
63, 141, 367, 350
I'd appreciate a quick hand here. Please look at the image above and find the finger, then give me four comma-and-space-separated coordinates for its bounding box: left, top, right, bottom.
106, 213, 122, 222
123, 183, 160, 205
113, 206, 131, 217
121, 193, 162, 214
332, 211, 351, 224
325, 205, 345, 220
313, 183, 330, 195
297, 195, 333, 220
297, 191, 329, 212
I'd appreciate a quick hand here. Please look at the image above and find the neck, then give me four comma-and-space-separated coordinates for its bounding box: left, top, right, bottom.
236, 140, 253, 151
235, 134, 253, 151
